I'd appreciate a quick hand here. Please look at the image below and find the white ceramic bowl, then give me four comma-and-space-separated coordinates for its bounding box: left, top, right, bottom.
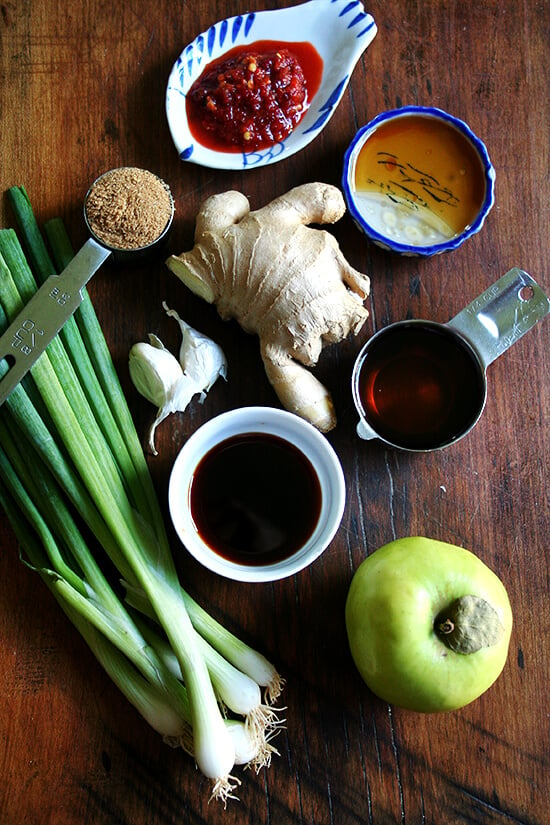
168, 407, 346, 582
165, 0, 377, 170
342, 106, 495, 256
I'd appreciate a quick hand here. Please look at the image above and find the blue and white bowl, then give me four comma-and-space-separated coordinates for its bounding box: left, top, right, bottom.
342, 106, 496, 257
166, 0, 377, 170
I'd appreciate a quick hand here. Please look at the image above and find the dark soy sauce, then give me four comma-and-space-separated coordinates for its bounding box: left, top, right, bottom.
189, 433, 322, 565
357, 322, 485, 450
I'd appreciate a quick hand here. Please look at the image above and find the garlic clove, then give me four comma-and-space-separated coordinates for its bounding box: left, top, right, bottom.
129, 339, 187, 454
163, 303, 228, 393
129, 340, 184, 407
129, 309, 227, 455
146, 380, 193, 455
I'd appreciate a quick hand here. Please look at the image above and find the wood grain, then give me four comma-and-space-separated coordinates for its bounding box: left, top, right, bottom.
1, 1, 549, 823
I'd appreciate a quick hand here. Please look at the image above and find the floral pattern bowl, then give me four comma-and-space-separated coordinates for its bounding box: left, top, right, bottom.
165, 0, 377, 170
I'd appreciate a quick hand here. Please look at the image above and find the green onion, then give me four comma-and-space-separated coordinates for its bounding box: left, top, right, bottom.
125, 580, 285, 701
0, 233, 235, 793
0, 444, 264, 771
43, 217, 74, 271
7, 197, 158, 527
0, 416, 194, 737
0, 190, 284, 802
8, 186, 56, 281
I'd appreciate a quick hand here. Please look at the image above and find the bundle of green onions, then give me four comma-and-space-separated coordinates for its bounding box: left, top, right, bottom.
0, 187, 284, 804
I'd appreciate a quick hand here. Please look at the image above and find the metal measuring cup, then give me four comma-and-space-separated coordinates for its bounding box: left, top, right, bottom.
0, 168, 174, 405
352, 268, 550, 452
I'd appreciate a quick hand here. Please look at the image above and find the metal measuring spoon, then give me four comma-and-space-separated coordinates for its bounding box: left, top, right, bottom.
0, 168, 174, 405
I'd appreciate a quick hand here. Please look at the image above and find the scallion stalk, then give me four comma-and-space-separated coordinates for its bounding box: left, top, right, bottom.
0, 410, 250, 784
43, 216, 75, 271
0, 224, 154, 523
7, 186, 55, 280
0, 194, 285, 802
124, 580, 285, 703
0, 450, 259, 769
34, 199, 283, 701
0, 419, 190, 721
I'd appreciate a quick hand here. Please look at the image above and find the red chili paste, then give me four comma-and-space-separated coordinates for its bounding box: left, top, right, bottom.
186, 40, 323, 152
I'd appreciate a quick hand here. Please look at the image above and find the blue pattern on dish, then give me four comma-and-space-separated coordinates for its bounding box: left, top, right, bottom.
303, 77, 349, 135
166, 0, 377, 170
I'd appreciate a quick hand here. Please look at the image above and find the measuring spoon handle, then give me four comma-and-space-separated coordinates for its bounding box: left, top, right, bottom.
0, 238, 111, 405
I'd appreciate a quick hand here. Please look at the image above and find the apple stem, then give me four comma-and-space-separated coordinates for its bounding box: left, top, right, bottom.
437, 618, 455, 635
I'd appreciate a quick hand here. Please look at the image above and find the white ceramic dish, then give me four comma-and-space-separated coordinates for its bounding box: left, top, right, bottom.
165, 0, 377, 170
168, 407, 346, 582
342, 106, 496, 257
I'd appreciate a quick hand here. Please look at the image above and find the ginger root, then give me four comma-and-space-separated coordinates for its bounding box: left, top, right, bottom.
166, 182, 370, 432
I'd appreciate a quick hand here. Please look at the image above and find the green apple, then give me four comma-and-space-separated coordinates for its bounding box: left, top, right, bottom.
345, 537, 513, 712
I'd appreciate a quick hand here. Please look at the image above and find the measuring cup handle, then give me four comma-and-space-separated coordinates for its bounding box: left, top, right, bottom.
447, 267, 550, 370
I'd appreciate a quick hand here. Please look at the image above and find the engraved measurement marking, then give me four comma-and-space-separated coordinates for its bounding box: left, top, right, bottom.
464, 285, 501, 314
11, 319, 45, 356
8, 286, 73, 357
49, 286, 71, 305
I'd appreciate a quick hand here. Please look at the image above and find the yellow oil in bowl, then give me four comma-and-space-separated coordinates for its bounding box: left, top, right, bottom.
343, 107, 495, 255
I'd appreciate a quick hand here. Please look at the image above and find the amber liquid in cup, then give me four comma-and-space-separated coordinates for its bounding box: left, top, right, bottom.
356, 322, 485, 450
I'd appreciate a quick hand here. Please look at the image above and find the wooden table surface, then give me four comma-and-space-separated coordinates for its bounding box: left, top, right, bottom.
1, 1, 549, 823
